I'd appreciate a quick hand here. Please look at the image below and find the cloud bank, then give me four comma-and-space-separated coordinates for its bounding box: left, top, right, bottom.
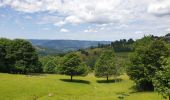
0, 0, 170, 40
0, 0, 169, 25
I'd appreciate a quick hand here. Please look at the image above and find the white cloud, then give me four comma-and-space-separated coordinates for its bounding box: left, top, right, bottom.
65, 15, 82, 24
60, 28, 69, 32
54, 21, 66, 26
148, 0, 170, 16
0, 0, 154, 25
135, 31, 144, 34
166, 28, 170, 32
0, 0, 62, 13
1, 0, 170, 38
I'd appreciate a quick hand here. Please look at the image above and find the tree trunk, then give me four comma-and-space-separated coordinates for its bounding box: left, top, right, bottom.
107, 76, 108, 81
71, 75, 73, 81
169, 96, 170, 100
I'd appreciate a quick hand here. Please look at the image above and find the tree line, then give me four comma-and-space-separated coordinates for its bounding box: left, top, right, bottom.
0, 38, 122, 81
40, 50, 122, 81
97, 38, 134, 52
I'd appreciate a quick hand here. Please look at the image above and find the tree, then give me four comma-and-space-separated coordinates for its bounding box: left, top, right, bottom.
0, 38, 42, 74
111, 39, 134, 52
133, 36, 154, 50
44, 61, 56, 73
59, 53, 88, 81
153, 58, 170, 100
0, 44, 6, 72
114, 58, 126, 76
95, 50, 119, 81
14, 60, 26, 74
127, 37, 169, 91
40, 56, 62, 73
12, 39, 42, 73
0, 38, 14, 73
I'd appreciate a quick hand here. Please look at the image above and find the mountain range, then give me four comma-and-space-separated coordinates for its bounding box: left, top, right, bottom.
28, 39, 111, 55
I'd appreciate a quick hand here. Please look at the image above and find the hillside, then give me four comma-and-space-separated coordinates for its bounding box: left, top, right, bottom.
29, 39, 111, 53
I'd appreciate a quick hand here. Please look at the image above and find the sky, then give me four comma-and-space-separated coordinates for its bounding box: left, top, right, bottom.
0, 0, 170, 41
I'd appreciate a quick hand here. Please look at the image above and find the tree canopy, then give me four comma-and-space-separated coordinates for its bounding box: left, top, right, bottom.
153, 58, 170, 99
58, 53, 88, 81
95, 50, 120, 81
0, 38, 42, 74
127, 36, 170, 91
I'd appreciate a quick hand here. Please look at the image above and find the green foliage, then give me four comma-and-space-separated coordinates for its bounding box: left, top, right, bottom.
0, 38, 42, 74
95, 50, 120, 81
0, 44, 7, 72
0, 38, 13, 72
40, 56, 62, 73
153, 58, 170, 99
12, 39, 42, 73
44, 61, 56, 73
58, 53, 88, 80
111, 39, 134, 52
77, 48, 104, 70
127, 37, 169, 91
14, 60, 26, 73
133, 36, 154, 49
78, 49, 89, 56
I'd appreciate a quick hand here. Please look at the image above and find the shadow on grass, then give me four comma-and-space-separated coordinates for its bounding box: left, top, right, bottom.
60, 79, 90, 84
96, 78, 122, 83
129, 85, 154, 94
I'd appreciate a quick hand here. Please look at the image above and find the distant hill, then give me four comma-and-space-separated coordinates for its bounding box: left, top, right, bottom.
28, 39, 111, 55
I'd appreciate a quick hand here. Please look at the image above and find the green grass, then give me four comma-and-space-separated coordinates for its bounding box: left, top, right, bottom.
0, 73, 164, 100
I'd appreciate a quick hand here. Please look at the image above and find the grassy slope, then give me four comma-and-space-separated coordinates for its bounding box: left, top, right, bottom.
0, 73, 164, 100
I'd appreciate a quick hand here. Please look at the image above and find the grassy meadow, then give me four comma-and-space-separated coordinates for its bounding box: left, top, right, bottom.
0, 73, 164, 100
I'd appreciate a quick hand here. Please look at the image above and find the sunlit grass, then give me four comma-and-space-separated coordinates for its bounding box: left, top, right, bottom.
0, 73, 163, 100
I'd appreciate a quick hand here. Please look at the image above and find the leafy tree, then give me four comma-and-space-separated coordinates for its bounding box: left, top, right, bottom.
0, 44, 6, 72
111, 39, 134, 52
39, 56, 52, 69
12, 39, 42, 73
44, 61, 56, 73
59, 53, 88, 81
127, 37, 169, 91
95, 50, 119, 81
114, 58, 126, 76
30, 61, 42, 73
78, 48, 103, 70
14, 60, 26, 74
132, 36, 154, 50
0, 38, 14, 72
0, 38, 42, 74
127, 39, 134, 44
79, 49, 89, 56
153, 58, 170, 100
40, 56, 62, 73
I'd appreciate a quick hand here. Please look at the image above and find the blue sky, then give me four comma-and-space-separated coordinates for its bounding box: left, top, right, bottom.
0, 0, 170, 41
